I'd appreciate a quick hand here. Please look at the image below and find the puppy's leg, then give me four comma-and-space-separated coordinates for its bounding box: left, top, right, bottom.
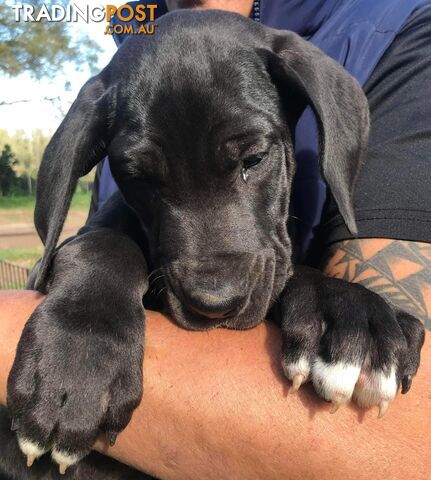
7, 228, 149, 474
278, 266, 425, 414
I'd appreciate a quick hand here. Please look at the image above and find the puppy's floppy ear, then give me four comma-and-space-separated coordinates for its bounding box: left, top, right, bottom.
34, 75, 111, 290
262, 31, 370, 235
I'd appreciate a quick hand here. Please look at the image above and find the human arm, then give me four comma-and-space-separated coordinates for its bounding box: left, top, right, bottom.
0, 290, 430, 480
324, 239, 431, 330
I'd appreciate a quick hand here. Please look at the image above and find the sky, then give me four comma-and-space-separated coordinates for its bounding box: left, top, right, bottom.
0, 1, 126, 134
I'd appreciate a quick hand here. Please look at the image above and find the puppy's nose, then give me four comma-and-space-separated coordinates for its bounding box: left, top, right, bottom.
187, 291, 239, 320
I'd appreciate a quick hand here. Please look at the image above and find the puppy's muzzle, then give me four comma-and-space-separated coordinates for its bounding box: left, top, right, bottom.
165, 251, 276, 327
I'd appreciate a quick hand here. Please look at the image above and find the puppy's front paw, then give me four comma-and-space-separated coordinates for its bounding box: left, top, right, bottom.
7, 298, 144, 474
280, 271, 425, 415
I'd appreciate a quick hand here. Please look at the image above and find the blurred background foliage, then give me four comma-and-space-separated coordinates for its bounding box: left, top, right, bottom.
0, 0, 100, 197
0, 0, 100, 80
0, 1, 103, 282
0, 129, 94, 196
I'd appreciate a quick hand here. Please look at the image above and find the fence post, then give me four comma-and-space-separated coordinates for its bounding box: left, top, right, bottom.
0, 260, 30, 289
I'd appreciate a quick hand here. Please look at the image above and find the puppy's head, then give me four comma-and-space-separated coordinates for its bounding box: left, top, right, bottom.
34, 11, 369, 330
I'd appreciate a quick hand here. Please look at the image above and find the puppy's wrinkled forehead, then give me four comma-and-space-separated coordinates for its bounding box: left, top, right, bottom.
128, 34, 281, 129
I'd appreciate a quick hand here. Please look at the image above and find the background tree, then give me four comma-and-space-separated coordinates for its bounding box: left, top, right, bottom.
0, 129, 50, 194
0, 0, 100, 81
0, 144, 18, 196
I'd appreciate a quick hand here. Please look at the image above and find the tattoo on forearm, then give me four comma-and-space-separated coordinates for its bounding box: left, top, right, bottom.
324, 239, 431, 330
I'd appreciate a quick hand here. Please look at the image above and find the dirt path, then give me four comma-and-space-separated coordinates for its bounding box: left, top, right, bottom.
0, 210, 88, 249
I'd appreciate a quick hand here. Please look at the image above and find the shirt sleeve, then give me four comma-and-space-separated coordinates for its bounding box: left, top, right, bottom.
317, 5, 431, 248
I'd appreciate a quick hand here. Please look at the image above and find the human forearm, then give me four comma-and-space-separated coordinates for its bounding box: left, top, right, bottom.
324, 239, 431, 330
0, 291, 430, 480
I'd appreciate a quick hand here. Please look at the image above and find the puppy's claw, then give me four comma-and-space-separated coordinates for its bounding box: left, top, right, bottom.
378, 400, 390, 418
291, 374, 305, 393
18, 437, 47, 465
329, 393, 348, 414
109, 433, 117, 447
401, 375, 412, 394
10, 416, 18, 431
52, 449, 79, 474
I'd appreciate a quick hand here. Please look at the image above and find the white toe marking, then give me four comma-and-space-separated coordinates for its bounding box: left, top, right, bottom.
312, 358, 361, 402
282, 356, 311, 381
17, 437, 47, 458
354, 366, 398, 407
51, 449, 80, 467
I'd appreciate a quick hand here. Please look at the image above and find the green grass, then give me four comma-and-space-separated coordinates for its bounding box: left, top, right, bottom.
0, 247, 43, 268
0, 191, 92, 210
70, 191, 93, 209
0, 195, 36, 209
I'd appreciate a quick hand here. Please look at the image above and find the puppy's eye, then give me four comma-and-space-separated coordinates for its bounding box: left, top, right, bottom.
243, 155, 262, 170
241, 154, 263, 182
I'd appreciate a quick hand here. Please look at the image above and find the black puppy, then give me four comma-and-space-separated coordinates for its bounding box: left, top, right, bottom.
4, 9, 425, 477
